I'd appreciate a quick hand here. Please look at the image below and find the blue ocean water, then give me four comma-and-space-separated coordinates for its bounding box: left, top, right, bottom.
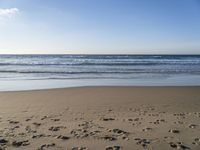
0, 55, 200, 91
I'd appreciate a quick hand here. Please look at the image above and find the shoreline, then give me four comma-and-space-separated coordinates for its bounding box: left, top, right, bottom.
1, 74, 200, 92
0, 85, 200, 93
0, 86, 200, 149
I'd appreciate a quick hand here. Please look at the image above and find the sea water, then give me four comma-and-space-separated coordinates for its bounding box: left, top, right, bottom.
0, 55, 200, 91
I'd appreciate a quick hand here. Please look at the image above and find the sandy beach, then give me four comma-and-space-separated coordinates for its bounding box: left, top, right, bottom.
0, 86, 200, 150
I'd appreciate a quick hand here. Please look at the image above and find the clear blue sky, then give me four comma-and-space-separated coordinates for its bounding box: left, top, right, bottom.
0, 0, 200, 54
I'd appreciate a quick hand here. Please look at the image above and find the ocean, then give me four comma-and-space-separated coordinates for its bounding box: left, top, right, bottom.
0, 55, 200, 91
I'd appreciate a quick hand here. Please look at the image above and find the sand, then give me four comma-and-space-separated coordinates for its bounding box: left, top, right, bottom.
0, 86, 200, 150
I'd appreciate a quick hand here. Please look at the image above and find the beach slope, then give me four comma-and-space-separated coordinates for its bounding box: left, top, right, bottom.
0, 86, 200, 150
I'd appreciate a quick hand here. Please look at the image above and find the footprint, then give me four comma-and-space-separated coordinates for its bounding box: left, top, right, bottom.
169, 142, 190, 149
12, 140, 30, 147
105, 145, 121, 150
169, 129, 180, 134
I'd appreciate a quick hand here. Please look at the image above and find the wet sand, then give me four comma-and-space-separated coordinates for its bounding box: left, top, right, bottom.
0, 86, 200, 150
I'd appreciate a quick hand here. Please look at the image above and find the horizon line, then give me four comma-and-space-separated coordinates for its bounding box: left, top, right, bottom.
0, 53, 200, 55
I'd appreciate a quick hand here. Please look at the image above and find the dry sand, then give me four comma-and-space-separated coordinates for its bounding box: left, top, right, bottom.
0, 86, 200, 150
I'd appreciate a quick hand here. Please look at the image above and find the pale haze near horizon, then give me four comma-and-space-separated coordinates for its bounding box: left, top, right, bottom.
0, 0, 200, 54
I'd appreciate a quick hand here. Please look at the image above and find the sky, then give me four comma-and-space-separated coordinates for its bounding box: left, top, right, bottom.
0, 0, 200, 54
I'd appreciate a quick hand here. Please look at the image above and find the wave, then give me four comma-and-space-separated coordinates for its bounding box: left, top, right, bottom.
0, 61, 200, 66
0, 55, 200, 80
0, 70, 199, 74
